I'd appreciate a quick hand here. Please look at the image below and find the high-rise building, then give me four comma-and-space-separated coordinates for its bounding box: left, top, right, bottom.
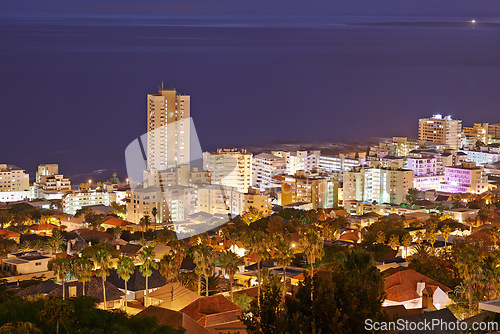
147, 89, 191, 171
418, 115, 462, 150
203, 149, 252, 193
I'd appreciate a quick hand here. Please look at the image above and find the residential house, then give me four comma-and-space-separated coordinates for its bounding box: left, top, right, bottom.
136, 306, 210, 334
107, 266, 167, 301
383, 269, 452, 310
144, 282, 200, 311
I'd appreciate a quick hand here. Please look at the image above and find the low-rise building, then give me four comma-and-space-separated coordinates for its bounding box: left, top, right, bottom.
1, 250, 52, 275
62, 190, 116, 215
33, 164, 71, 200
0, 164, 30, 202
440, 162, 487, 193
277, 170, 338, 209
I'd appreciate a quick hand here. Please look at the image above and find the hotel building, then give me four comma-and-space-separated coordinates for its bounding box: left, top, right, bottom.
147, 89, 191, 171
418, 115, 462, 150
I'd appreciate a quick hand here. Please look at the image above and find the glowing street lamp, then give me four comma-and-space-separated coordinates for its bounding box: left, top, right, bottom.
88, 179, 92, 189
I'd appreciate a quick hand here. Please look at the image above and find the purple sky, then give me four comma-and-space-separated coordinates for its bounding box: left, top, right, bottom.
2, 0, 500, 16
1, 1, 500, 182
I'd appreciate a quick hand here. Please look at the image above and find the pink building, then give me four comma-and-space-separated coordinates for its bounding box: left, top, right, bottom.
439, 162, 486, 193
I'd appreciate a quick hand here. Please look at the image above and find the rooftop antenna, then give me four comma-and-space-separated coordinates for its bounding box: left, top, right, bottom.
161, 80, 164, 90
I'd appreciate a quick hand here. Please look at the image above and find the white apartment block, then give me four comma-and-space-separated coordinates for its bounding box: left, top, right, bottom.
318, 153, 360, 175
197, 185, 245, 217
414, 175, 445, 191
147, 89, 191, 171
272, 150, 320, 175
407, 157, 442, 177
0, 164, 30, 202
197, 185, 272, 217
62, 191, 116, 215
343, 167, 414, 205
252, 152, 286, 190
163, 185, 197, 222
34, 164, 71, 200
459, 147, 500, 166
145, 164, 210, 189
203, 149, 252, 193
418, 115, 462, 150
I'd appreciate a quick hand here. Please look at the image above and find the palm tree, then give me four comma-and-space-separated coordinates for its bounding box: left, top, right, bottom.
376, 231, 386, 245
243, 230, 270, 306
151, 207, 158, 231
273, 235, 294, 300
158, 252, 177, 283
40, 298, 73, 334
0, 211, 12, 229
139, 215, 151, 238
46, 230, 66, 254
48, 258, 70, 299
19, 240, 33, 252
415, 231, 424, 245
92, 249, 112, 308
455, 243, 484, 315
168, 239, 188, 274
117, 255, 135, 312
300, 228, 324, 280
138, 245, 158, 299
401, 234, 412, 258
426, 229, 437, 250
388, 234, 400, 251
481, 253, 500, 300
490, 227, 500, 249
219, 250, 244, 302
299, 228, 324, 300
192, 244, 216, 297
74, 257, 93, 296
440, 225, 452, 247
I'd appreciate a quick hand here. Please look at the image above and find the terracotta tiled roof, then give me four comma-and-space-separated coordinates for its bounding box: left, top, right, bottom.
339, 231, 360, 242
180, 294, 242, 328
77, 229, 113, 241
30, 223, 57, 231
136, 306, 210, 334
102, 217, 130, 227
0, 229, 20, 238
385, 269, 452, 303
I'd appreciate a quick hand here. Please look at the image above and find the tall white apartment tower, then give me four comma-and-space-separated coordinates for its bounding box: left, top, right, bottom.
147, 89, 191, 171
418, 115, 462, 150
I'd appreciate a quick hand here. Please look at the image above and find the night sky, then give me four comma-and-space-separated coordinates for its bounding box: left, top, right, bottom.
1, 1, 500, 182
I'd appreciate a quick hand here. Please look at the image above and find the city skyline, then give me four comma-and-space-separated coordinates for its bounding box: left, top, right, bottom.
2, 9, 500, 180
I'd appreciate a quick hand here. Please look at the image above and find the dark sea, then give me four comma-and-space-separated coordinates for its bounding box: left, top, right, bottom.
1, 13, 500, 182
